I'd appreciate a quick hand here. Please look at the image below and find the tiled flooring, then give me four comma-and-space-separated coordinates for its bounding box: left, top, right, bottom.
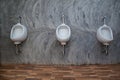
0, 64, 120, 80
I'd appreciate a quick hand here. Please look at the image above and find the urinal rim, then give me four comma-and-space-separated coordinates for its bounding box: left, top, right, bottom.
97, 24, 113, 42
56, 23, 71, 42
56, 23, 71, 37
10, 23, 27, 39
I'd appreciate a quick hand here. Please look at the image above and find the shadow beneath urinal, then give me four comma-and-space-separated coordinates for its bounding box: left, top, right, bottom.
99, 43, 110, 55
52, 39, 71, 57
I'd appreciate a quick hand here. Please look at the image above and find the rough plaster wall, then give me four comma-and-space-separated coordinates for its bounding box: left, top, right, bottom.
0, 0, 120, 64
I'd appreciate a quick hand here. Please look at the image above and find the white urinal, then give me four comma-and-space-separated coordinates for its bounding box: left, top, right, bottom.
10, 23, 27, 44
97, 24, 113, 45
56, 23, 71, 45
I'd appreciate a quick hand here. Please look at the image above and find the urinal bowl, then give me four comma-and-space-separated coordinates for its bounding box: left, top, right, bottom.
56, 23, 71, 45
97, 24, 113, 45
10, 23, 27, 44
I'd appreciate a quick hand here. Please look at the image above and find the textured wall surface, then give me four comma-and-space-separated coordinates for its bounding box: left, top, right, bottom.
0, 0, 120, 64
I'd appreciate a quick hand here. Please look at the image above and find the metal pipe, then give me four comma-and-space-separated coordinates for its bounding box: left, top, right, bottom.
62, 14, 65, 23
105, 45, 109, 55
19, 16, 22, 23
15, 44, 21, 54
15, 44, 19, 54
63, 45, 65, 55
103, 16, 106, 25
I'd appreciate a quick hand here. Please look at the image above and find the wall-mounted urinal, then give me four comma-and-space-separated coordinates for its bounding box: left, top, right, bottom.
10, 16, 27, 54
97, 24, 113, 45
10, 23, 27, 44
56, 15, 71, 54
97, 16, 113, 55
56, 23, 71, 45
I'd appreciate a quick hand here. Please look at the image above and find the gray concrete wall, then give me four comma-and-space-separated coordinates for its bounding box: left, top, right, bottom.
0, 0, 120, 65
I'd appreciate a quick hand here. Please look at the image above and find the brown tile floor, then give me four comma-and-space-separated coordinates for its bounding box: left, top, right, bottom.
0, 64, 120, 80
